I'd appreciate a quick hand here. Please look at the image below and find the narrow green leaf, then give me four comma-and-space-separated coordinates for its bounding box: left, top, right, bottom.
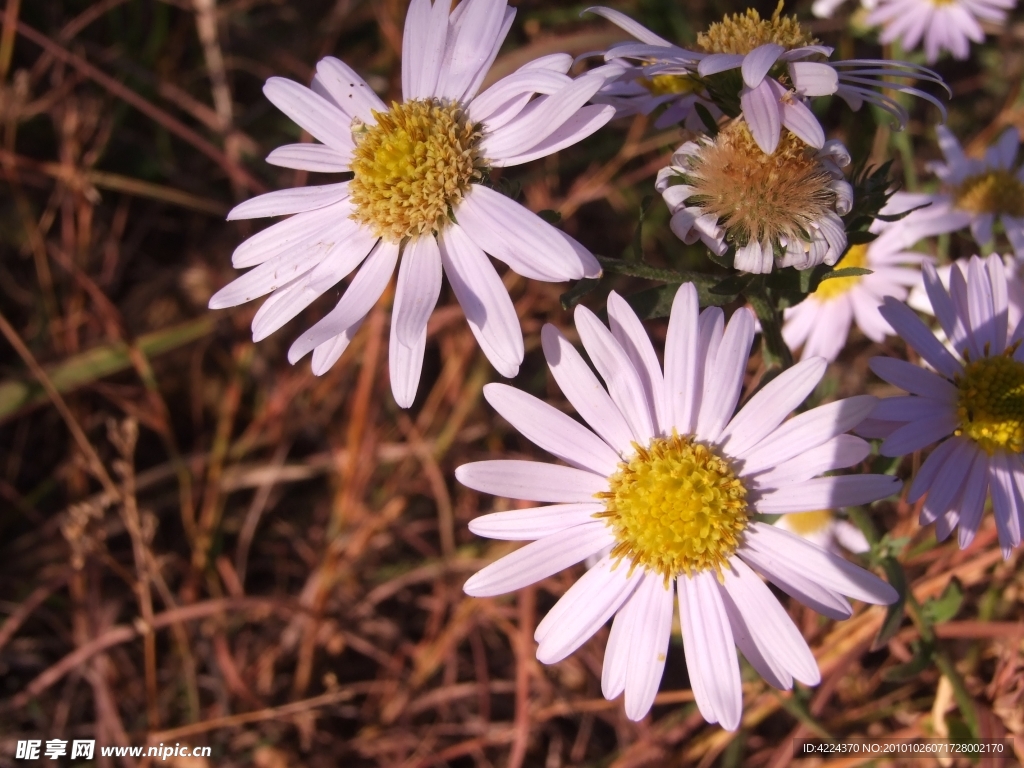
560, 278, 601, 311
872, 557, 908, 650
922, 578, 964, 625
536, 209, 561, 224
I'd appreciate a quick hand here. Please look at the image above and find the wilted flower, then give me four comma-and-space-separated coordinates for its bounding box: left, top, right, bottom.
657, 123, 852, 273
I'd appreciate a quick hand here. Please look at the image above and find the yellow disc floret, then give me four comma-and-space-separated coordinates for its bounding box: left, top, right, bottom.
640, 74, 699, 97
784, 510, 833, 535
814, 244, 868, 301
696, 1, 816, 55
683, 121, 837, 249
597, 434, 749, 580
954, 350, 1024, 454
953, 170, 1024, 218
349, 99, 483, 242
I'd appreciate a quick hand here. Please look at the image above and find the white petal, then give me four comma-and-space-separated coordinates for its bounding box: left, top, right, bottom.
265, 143, 350, 172
541, 325, 635, 454
463, 522, 615, 597
228, 182, 352, 221
251, 225, 378, 340
263, 77, 354, 156
779, 93, 825, 148
402, 0, 451, 100
585, 6, 673, 45
287, 239, 399, 362
719, 357, 826, 457
955, 450, 989, 549
744, 522, 899, 604
480, 73, 606, 159
435, 0, 508, 101
740, 78, 781, 155
734, 239, 773, 273
483, 383, 622, 475
868, 357, 957, 401
788, 61, 839, 96
607, 291, 667, 435
457, 185, 586, 281
990, 451, 1022, 552
878, 297, 963, 379
738, 395, 878, 473
231, 203, 348, 268
455, 460, 608, 502
490, 104, 615, 167
697, 308, 755, 442
534, 555, 640, 663
438, 224, 523, 377
966, 256, 996, 354
315, 57, 387, 122
623, 575, 674, 721
602, 582, 639, 700
679, 572, 742, 730
750, 434, 872, 489
742, 44, 784, 88
722, 558, 820, 687
880, 412, 958, 457
210, 236, 333, 309
469, 69, 571, 124
575, 306, 656, 444
389, 321, 427, 408
393, 236, 443, 346
698, 53, 745, 77
833, 520, 871, 553
664, 283, 702, 434
754, 474, 901, 513
469, 503, 604, 540
739, 547, 853, 620
907, 436, 959, 502
310, 317, 363, 375
920, 438, 978, 522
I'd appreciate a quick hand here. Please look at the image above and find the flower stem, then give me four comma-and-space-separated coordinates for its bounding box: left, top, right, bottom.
746, 280, 793, 371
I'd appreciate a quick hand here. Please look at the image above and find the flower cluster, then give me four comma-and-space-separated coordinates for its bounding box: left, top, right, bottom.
202, 0, 1022, 735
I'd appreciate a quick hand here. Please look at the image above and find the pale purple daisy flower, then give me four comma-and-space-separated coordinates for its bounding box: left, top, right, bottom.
657, 129, 853, 273
591, 4, 946, 155
879, 127, 1024, 259
585, 10, 721, 132
865, 255, 1024, 556
209, 0, 614, 407
457, 283, 900, 725
782, 239, 933, 362
811, 0, 878, 19
909, 255, 1024, 336
866, 0, 1014, 63
774, 511, 871, 554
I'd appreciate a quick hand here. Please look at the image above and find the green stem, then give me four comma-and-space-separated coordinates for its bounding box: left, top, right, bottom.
746, 281, 793, 371
905, 592, 980, 738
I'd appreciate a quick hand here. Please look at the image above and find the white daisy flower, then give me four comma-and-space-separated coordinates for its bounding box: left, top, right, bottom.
209, 0, 614, 407
457, 283, 900, 725
811, 0, 878, 20
774, 510, 871, 554
592, 3, 947, 155
657, 125, 853, 273
782, 238, 933, 362
880, 127, 1024, 259
866, 0, 1014, 63
865, 255, 1024, 556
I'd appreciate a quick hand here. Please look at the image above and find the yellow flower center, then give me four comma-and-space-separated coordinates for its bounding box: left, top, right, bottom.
597, 434, 749, 579
814, 244, 868, 301
680, 121, 837, 249
696, 1, 816, 55
349, 99, 483, 242
953, 170, 1024, 218
783, 510, 833, 536
954, 351, 1024, 454
640, 74, 699, 97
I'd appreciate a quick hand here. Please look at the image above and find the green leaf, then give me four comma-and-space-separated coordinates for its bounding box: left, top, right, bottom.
622, 284, 680, 319
818, 267, 873, 282
845, 230, 878, 245
536, 209, 561, 224
694, 102, 719, 135
922, 578, 964, 625
560, 278, 601, 311
709, 273, 753, 296
872, 557, 908, 651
